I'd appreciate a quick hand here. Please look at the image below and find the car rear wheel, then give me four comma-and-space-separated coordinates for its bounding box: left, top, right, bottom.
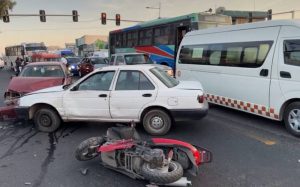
34, 107, 61, 132
143, 109, 172, 136
284, 102, 300, 137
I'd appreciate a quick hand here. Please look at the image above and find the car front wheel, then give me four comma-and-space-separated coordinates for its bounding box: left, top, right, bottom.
143, 109, 172, 136
34, 107, 61, 132
284, 102, 300, 137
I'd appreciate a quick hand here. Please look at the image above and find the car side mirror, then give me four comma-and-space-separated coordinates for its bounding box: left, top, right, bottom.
70, 85, 78, 91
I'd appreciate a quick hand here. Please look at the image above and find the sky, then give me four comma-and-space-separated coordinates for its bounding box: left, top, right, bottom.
0, 0, 300, 54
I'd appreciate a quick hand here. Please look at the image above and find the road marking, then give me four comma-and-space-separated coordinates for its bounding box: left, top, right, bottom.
246, 133, 276, 146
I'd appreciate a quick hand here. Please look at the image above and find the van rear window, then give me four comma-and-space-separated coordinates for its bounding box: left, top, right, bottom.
284, 40, 300, 66
179, 41, 273, 68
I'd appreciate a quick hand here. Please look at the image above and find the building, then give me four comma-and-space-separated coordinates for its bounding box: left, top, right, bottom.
65, 43, 77, 55
75, 35, 108, 57
216, 7, 269, 24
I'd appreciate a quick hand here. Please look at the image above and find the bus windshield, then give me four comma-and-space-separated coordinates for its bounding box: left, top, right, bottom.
124, 54, 154, 65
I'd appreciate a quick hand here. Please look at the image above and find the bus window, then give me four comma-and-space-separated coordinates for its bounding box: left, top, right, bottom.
154, 26, 170, 45
139, 29, 153, 46
122, 33, 127, 47
127, 31, 138, 47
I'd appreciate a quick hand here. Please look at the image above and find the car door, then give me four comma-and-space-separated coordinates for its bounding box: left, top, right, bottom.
63, 71, 115, 119
110, 70, 157, 119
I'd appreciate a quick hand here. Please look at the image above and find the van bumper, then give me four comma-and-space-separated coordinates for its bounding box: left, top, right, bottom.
170, 102, 208, 121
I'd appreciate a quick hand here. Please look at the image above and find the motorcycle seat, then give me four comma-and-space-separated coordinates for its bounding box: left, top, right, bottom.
107, 126, 141, 140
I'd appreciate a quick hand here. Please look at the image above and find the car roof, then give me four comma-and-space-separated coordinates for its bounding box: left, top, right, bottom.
27, 61, 64, 66
95, 64, 155, 71
112, 53, 146, 56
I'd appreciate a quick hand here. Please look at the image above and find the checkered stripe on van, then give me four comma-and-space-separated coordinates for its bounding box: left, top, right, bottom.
205, 94, 279, 120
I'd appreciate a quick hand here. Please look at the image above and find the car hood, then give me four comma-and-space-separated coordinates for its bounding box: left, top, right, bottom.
175, 81, 203, 91
7, 77, 65, 93
29, 85, 65, 95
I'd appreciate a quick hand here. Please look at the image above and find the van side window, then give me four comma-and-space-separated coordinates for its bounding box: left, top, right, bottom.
179, 45, 209, 64
179, 41, 273, 68
284, 40, 300, 66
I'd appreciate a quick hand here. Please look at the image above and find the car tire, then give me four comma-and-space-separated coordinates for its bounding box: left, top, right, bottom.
143, 109, 172, 136
34, 107, 61, 132
284, 102, 300, 137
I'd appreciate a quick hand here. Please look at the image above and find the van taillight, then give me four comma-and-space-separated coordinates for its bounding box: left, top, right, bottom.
197, 95, 204, 103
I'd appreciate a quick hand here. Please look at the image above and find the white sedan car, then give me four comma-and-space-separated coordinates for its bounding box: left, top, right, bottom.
14, 65, 208, 135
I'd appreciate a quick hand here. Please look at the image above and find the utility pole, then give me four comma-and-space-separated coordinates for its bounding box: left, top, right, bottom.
146, 1, 162, 19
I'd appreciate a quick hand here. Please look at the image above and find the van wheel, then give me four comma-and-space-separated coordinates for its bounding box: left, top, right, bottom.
143, 109, 172, 136
284, 102, 300, 137
34, 108, 61, 132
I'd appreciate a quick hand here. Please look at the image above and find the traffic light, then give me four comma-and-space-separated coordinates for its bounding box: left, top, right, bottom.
72, 10, 78, 22
3, 10, 10, 23
267, 9, 272, 20
39, 10, 46, 22
116, 14, 121, 26
101, 12, 106, 25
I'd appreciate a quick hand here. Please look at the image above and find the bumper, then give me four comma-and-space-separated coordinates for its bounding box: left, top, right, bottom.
0, 106, 29, 121
170, 102, 208, 121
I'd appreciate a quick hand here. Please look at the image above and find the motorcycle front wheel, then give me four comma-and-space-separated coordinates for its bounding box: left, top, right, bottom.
75, 137, 105, 161
141, 161, 183, 184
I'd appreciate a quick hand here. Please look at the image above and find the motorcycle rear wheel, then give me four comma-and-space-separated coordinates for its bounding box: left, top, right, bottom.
141, 161, 183, 184
75, 137, 105, 161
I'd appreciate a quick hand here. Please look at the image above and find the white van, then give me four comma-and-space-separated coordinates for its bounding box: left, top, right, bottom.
176, 20, 300, 136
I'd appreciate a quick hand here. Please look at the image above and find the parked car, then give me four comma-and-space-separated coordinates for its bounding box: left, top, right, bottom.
110, 53, 174, 76
176, 20, 300, 136
11, 65, 208, 135
4, 61, 72, 105
78, 57, 108, 77
0, 57, 4, 69
65, 57, 82, 76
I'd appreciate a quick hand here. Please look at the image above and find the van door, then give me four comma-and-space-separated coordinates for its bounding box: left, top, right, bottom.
277, 37, 300, 105
218, 40, 275, 117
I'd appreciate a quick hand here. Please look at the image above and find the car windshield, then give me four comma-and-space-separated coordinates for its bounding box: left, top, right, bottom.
20, 65, 64, 77
150, 67, 179, 88
124, 54, 154, 65
90, 58, 107, 65
67, 57, 82, 64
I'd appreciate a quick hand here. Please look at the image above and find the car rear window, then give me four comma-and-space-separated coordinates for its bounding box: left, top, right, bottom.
150, 67, 179, 88
20, 65, 64, 77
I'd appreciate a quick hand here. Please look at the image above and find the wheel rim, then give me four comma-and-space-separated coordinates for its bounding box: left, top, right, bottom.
150, 116, 164, 130
82, 148, 98, 159
146, 162, 177, 173
288, 109, 300, 133
39, 114, 52, 127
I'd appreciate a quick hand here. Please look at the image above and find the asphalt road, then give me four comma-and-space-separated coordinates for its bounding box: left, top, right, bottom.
0, 69, 300, 187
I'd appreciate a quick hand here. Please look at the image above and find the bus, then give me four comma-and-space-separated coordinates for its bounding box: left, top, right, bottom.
109, 12, 232, 70
4, 42, 47, 68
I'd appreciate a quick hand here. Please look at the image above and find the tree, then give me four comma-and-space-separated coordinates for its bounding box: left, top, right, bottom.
0, 0, 16, 19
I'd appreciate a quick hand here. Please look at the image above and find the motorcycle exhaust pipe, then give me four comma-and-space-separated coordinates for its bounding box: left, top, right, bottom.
164, 177, 192, 187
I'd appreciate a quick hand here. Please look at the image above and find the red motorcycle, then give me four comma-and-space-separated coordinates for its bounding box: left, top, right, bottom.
75, 123, 212, 185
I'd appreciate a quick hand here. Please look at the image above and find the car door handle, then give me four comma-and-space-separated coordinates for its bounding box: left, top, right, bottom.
142, 94, 152, 97
99, 94, 107, 98
260, 69, 269, 77
280, 71, 291, 79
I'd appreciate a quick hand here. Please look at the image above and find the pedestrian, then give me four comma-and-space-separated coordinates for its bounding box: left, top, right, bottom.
15, 57, 22, 75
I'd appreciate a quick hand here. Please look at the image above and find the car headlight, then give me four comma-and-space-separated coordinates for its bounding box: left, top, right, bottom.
71, 65, 76, 69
